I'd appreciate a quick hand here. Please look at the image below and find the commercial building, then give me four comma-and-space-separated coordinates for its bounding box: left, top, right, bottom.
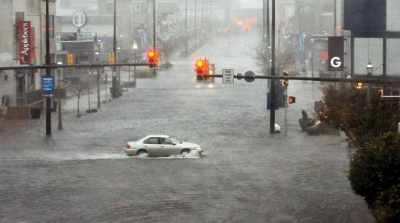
0, 0, 57, 119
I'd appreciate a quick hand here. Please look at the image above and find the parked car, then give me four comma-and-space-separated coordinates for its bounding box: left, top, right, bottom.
125, 135, 203, 157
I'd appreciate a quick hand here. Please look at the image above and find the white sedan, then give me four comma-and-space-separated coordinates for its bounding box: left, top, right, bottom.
125, 135, 203, 157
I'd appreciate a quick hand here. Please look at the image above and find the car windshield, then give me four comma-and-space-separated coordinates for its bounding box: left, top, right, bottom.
168, 137, 181, 144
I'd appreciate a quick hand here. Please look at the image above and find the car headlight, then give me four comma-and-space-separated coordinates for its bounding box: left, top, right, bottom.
194, 147, 202, 151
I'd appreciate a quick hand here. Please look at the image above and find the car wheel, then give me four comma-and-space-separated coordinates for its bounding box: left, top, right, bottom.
137, 149, 148, 156
180, 149, 190, 155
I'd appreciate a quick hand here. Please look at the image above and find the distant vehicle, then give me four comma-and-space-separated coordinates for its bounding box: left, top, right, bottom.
125, 135, 203, 157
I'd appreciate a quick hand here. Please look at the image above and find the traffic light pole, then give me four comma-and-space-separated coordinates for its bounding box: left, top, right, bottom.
270, 0, 276, 134
45, 0, 51, 135
284, 86, 288, 136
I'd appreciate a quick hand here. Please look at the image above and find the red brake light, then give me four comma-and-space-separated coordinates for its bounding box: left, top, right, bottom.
126, 144, 131, 149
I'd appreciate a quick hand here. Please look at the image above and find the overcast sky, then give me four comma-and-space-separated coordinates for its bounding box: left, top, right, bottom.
238, 0, 263, 9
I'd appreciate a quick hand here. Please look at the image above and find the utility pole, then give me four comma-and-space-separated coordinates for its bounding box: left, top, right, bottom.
153, 0, 156, 50
270, 0, 276, 134
185, 0, 188, 56
45, 0, 51, 135
194, 0, 197, 49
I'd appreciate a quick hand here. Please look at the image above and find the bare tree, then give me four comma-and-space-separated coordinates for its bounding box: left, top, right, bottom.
251, 41, 296, 76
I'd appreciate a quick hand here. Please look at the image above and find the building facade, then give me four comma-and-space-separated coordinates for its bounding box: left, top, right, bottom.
0, 0, 57, 119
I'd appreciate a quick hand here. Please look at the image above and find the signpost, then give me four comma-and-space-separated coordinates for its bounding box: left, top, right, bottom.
222, 69, 234, 84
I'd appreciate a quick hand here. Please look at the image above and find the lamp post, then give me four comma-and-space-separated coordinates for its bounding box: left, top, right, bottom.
95, 52, 101, 109
185, 0, 188, 56
98, 39, 102, 63
311, 38, 314, 79
194, 0, 197, 49
87, 69, 91, 112
117, 46, 121, 82
366, 61, 373, 76
57, 62, 63, 130
133, 42, 138, 87
366, 62, 373, 101
120, 35, 123, 50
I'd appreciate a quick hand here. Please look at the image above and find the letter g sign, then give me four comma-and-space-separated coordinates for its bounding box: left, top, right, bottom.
330, 57, 342, 68
328, 37, 344, 71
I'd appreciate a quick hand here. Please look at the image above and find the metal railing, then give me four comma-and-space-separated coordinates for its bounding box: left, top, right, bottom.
2, 89, 43, 107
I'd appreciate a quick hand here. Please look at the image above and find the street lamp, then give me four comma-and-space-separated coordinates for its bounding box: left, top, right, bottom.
120, 35, 123, 51
95, 52, 101, 109
57, 62, 63, 130
366, 61, 373, 76
133, 42, 138, 87
98, 39, 101, 62
117, 46, 121, 82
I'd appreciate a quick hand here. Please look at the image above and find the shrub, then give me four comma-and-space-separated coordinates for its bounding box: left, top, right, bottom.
318, 83, 400, 147
372, 184, 400, 223
349, 132, 400, 221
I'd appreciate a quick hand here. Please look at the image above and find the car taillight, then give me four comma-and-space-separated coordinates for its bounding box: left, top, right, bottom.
126, 144, 131, 149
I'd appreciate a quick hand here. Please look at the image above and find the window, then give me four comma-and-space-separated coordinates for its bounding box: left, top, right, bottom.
299, 5, 315, 17
165, 138, 174, 144
145, 137, 159, 144
131, 1, 146, 14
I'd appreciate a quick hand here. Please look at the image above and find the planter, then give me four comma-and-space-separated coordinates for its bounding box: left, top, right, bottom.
299, 118, 315, 131
306, 124, 319, 135
30, 108, 42, 119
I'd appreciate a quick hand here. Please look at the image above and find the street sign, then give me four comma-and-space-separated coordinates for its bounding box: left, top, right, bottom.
328, 36, 344, 71
42, 75, 54, 95
267, 93, 280, 110
222, 69, 234, 84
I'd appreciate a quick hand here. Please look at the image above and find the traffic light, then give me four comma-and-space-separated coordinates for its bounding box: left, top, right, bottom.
203, 59, 209, 76
288, 96, 296, 104
244, 25, 249, 32
283, 70, 289, 86
108, 52, 115, 64
67, 53, 74, 66
195, 58, 210, 81
196, 59, 204, 81
147, 50, 158, 67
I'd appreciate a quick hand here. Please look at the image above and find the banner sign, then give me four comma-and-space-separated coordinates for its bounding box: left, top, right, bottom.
42, 76, 54, 95
328, 36, 344, 71
19, 21, 32, 65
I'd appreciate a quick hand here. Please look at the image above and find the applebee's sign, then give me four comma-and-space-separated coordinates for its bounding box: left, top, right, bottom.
19, 21, 31, 65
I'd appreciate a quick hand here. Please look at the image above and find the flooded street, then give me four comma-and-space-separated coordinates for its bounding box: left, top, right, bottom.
0, 31, 374, 222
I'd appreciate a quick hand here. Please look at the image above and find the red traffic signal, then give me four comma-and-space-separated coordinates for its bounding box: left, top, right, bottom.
288, 96, 296, 104
147, 50, 158, 67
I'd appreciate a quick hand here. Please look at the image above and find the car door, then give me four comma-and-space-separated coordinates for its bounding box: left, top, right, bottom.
143, 137, 160, 156
159, 137, 180, 156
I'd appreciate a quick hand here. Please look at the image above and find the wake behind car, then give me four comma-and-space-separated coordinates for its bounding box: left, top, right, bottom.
125, 135, 203, 157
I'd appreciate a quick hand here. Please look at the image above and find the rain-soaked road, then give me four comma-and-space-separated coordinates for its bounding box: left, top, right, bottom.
0, 30, 374, 222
